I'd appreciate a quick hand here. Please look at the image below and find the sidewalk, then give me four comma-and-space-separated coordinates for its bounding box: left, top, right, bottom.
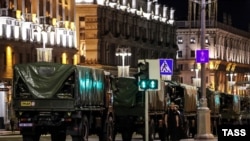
0, 129, 20, 136
1, 129, 218, 141
180, 137, 218, 141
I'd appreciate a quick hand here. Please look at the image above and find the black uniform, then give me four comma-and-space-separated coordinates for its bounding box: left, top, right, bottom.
165, 105, 179, 141
10, 118, 15, 132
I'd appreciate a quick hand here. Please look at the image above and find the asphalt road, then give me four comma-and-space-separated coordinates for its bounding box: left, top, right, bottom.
0, 133, 146, 141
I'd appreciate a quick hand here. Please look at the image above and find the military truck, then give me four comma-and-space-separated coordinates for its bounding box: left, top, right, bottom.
110, 77, 172, 141
12, 62, 113, 141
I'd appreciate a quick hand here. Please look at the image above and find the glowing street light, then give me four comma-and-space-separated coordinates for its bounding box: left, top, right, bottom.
191, 63, 201, 87
115, 47, 131, 77
226, 72, 237, 93
33, 17, 55, 62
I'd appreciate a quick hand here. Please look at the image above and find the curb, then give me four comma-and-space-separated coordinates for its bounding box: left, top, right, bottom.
0, 130, 20, 136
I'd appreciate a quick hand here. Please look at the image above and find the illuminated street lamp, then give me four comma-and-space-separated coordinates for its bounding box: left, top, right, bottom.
115, 47, 131, 77
33, 17, 55, 62
226, 72, 237, 94
193, 0, 215, 139
191, 63, 201, 87
244, 73, 250, 81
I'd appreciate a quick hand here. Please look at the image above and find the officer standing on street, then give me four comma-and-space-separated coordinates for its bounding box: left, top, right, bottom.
164, 102, 179, 141
10, 118, 15, 133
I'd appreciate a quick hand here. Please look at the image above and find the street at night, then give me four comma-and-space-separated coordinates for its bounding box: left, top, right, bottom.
0, 132, 148, 141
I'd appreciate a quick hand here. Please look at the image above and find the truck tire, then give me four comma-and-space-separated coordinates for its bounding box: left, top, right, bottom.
106, 115, 114, 141
81, 116, 89, 141
51, 130, 66, 141
149, 119, 155, 141
71, 116, 89, 141
22, 134, 40, 141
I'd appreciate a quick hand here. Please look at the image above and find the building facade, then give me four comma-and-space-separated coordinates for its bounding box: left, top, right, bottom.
0, 0, 178, 127
176, 0, 250, 95
0, 0, 77, 82
0, 0, 179, 80
0, 0, 77, 127
75, 0, 178, 77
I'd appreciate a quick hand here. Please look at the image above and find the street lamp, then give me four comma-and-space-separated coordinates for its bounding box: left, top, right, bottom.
244, 73, 250, 81
33, 17, 55, 62
115, 47, 131, 77
191, 63, 201, 87
226, 72, 237, 94
193, 0, 215, 139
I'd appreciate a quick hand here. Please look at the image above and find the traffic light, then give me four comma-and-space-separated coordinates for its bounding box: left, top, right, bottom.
137, 59, 161, 91
138, 62, 149, 80
137, 62, 149, 91
148, 79, 158, 89
139, 79, 158, 90
137, 60, 160, 91
139, 79, 147, 90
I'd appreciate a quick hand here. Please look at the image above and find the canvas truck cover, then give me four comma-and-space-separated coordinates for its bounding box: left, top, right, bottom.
180, 84, 198, 113
206, 89, 220, 114
111, 77, 144, 116
75, 65, 105, 106
13, 62, 76, 98
148, 81, 165, 111
219, 93, 241, 114
111, 77, 137, 107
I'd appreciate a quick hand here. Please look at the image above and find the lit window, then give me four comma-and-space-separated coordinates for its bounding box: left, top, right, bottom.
190, 37, 195, 44
177, 37, 183, 44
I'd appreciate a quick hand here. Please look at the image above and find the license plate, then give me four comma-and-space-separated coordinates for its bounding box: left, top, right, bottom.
21, 101, 32, 106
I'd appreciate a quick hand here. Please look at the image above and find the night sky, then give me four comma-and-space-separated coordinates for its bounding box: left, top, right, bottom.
157, 0, 250, 32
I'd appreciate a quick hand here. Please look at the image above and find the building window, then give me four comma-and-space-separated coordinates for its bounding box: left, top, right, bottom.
19, 53, 23, 63
191, 76, 194, 84
178, 51, 182, 58
79, 17, 85, 40
54, 56, 57, 63
177, 37, 183, 44
26, 53, 30, 63
4, 52, 6, 65
190, 37, 196, 44
180, 77, 183, 83
191, 50, 195, 57
178, 64, 183, 71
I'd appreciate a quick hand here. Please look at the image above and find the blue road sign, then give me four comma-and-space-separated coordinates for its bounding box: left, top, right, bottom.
196, 49, 209, 63
159, 59, 173, 75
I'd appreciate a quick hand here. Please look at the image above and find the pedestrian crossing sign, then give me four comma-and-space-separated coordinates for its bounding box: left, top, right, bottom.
159, 59, 173, 75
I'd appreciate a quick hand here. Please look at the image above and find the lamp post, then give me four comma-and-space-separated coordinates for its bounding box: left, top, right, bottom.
244, 73, 250, 81
195, 0, 214, 139
191, 63, 201, 87
33, 19, 55, 62
244, 73, 250, 89
115, 47, 131, 77
226, 72, 237, 94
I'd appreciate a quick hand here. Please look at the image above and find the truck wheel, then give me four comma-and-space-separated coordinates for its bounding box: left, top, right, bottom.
22, 135, 33, 141
106, 115, 114, 141
51, 131, 66, 141
22, 134, 40, 141
80, 116, 89, 141
149, 119, 155, 141
71, 116, 89, 141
